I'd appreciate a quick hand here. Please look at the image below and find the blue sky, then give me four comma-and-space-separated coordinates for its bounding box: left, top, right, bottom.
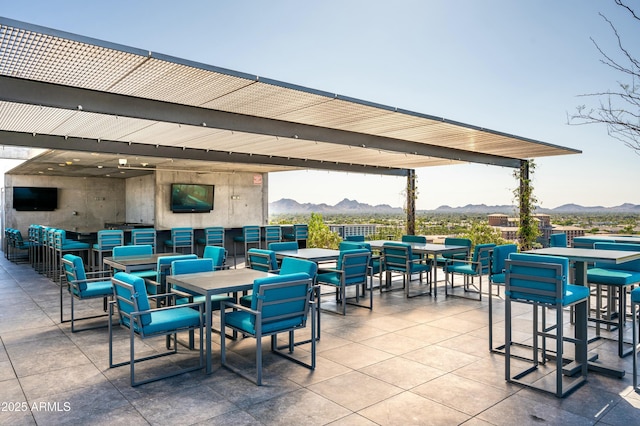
2, 1, 639, 210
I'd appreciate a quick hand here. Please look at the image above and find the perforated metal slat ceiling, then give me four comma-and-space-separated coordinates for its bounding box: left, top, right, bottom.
0, 16, 580, 177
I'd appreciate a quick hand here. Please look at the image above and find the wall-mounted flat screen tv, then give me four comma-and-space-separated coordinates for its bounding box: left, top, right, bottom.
170, 183, 214, 213
13, 187, 58, 211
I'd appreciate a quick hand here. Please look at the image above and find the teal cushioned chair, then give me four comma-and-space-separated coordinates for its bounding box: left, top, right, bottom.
505, 253, 589, 397
283, 224, 308, 248
435, 237, 472, 267
91, 229, 124, 271
202, 245, 227, 270
587, 242, 640, 357
129, 228, 156, 253
549, 233, 567, 248
220, 272, 315, 385
345, 235, 365, 242
317, 248, 371, 315
164, 227, 194, 254
53, 229, 90, 283
339, 241, 382, 291
262, 225, 282, 249
145, 254, 197, 297
109, 272, 204, 386
111, 244, 157, 280
268, 241, 299, 252
488, 244, 518, 353
247, 248, 278, 272
240, 256, 318, 308
196, 226, 224, 256
60, 254, 113, 332
170, 258, 234, 348
170, 258, 233, 309
444, 243, 496, 301
233, 225, 261, 267
381, 242, 431, 298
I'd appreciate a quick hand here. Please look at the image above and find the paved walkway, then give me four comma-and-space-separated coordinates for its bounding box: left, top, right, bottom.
0, 254, 639, 425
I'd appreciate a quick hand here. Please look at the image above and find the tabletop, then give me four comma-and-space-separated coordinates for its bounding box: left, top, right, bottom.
367, 240, 469, 254
275, 248, 340, 263
103, 253, 176, 272
166, 268, 276, 295
526, 247, 640, 265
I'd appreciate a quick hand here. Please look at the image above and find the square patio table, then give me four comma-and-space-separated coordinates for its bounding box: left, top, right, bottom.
368, 240, 470, 297
166, 268, 276, 374
103, 253, 175, 273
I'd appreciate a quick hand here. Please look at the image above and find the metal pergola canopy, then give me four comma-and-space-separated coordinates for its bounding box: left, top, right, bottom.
0, 16, 580, 178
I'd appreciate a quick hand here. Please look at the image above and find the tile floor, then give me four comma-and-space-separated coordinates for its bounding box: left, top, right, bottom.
1, 254, 639, 425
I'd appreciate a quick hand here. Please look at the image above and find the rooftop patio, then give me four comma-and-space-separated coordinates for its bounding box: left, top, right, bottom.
1, 253, 639, 425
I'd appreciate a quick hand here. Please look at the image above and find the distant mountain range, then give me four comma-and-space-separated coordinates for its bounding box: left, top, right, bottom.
269, 198, 640, 214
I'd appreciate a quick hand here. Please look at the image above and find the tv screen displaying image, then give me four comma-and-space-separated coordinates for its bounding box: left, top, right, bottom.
13, 187, 58, 211
171, 183, 214, 213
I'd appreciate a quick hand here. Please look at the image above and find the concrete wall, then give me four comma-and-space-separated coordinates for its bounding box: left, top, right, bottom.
3, 169, 268, 237
5, 175, 126, 233
125, 174, 155, 225
154, 170, 267, 230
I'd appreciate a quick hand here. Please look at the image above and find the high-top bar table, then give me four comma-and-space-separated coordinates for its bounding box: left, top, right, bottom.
526, 246, 640, 378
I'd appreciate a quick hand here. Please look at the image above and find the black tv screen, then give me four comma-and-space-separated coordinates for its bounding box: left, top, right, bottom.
170, 183, 214, 213
13, 187, 58, 211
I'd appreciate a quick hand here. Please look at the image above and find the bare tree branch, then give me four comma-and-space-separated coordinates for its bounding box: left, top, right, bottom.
569, 1, 640, 154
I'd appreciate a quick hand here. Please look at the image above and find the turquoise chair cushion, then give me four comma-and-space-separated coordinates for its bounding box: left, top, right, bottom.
631, 287, 640, 303
383, 242, 430, 274
268, 241, 299, 251
401, 235, 427, 244
446, 264, 476, 275
203, 246, 226, 269
113, 245, 153, 257
279, 257, 318, 278
247, 249, 277, 271
113, 272, 152, 326
61, 241, 90, 250
143, 307, 202, 335
491, 244, 518, 275
81, 279, 113, 298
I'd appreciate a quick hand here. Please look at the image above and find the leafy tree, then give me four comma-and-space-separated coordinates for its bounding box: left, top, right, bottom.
570, 1, 640, 152
461, 221, 507, 247
307, 212, 341, 249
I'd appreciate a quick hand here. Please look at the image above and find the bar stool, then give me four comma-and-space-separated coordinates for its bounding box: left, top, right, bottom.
505, 253, 589, 398
233, 226, 260, 268
196, 227, 225, 256
91, 230, 124, 271
262, 225, 281, 249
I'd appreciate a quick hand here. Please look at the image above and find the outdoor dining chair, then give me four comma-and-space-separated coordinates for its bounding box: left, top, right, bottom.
380, 242, 431, 298
317, 248, 371, 315
60, 254, 113, 332
109, 272, 204, 387
220, 272, 316, 385
444, 243, 495, 301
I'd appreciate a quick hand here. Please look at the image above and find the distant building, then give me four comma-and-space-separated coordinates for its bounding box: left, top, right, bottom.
329, 224, 377, 239
488, 213, 585, 246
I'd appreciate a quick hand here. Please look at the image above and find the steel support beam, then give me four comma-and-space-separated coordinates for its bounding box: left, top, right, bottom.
0, 76, 523, 169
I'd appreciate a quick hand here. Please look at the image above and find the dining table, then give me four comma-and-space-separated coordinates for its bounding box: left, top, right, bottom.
367, 240, 470, 297
525, 246, 640, 378
103, 252, 175, 273
166, 268, 276, 374
274, 248, 340, 264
